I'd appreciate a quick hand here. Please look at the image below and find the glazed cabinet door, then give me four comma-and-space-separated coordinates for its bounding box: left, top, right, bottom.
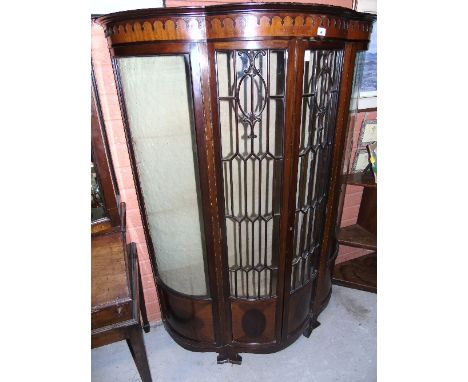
209, 39, 346, 345
209, 40, 299, 347
285, 42, 346, 338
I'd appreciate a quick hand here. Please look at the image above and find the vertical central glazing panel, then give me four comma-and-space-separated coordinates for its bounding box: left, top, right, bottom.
291, 49, 344, 292
216, 49, 286, 298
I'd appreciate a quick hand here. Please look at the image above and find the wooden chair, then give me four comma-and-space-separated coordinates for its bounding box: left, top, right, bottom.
91, 202, 153, 382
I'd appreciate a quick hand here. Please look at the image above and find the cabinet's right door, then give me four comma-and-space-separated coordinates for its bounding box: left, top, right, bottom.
286, 44, 345, 337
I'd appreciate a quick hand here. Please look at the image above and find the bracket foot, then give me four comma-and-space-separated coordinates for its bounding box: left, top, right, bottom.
217, 352, 242, 365
303, 318, 321, 338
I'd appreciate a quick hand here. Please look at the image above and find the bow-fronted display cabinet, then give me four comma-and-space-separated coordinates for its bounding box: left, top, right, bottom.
98, 3, 375, 364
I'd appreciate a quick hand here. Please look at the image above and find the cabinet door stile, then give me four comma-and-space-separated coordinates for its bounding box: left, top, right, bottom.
206, 41, 235, 349
277, 38, 306, 342
189, 42, 224, 345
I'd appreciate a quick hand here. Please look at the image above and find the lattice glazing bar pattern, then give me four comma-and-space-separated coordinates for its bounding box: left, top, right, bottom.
216, 49, 286, 298
291, 49, 344, 292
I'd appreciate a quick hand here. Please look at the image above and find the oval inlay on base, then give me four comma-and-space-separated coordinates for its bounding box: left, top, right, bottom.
242, 309, 267, 338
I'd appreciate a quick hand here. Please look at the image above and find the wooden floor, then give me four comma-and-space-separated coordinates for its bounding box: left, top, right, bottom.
332, 252, 377, 293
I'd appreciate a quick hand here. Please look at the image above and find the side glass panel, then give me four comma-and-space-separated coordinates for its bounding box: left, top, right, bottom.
117, 56, 208, 296
291, 49, 344, 292
216, 49, 286, 298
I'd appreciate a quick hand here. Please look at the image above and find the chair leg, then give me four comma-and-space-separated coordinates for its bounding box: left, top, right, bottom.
126, 325, 152, 382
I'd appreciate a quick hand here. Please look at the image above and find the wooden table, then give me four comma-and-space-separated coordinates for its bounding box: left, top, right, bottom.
92, 228, 153, 382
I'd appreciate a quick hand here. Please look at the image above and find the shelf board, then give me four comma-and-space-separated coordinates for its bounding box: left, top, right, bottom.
343, 172, 376, 188
337, 224, 377, 250
332, 252, 377, 293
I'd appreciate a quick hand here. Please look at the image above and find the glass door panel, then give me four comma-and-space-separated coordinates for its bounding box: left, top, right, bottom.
215, 49, 286, 298
291, 48, 344, 292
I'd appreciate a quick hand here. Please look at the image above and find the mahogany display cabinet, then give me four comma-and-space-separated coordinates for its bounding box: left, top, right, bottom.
97, 2, 375, 364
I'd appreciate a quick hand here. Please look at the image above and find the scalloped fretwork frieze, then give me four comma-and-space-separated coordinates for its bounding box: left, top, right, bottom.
102, 12, 373, 44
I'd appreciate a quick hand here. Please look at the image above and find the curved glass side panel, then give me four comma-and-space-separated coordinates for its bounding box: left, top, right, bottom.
291, 49, 344, 292
117, 56, 208, 296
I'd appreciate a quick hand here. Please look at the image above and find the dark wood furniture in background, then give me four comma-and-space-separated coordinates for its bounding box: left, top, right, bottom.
97, 3, 376, 364
91, 203, 153, 382
92, 66, 120, 234
333, 172, 377, 292
92, 67, 152, 380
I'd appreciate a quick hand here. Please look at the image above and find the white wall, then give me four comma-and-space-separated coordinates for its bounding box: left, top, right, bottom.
356, 0, 377, 14
91, 0, 163, 14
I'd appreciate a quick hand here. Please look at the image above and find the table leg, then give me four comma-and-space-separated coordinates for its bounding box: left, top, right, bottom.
126, 325, 153, 382
138, 271, 151, 333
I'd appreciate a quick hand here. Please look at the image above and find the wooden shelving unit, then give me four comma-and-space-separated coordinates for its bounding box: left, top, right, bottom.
332, 252, 376, 293
333, 171, 377, 293
342, 171, 376, 188
337, 224, 376, 251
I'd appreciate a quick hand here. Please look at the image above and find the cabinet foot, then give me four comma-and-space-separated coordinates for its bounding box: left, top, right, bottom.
303, 318, 321, 338
217, 352, 242, 365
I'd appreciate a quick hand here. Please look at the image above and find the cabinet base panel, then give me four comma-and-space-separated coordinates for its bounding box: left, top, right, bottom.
159, 283, 334, 363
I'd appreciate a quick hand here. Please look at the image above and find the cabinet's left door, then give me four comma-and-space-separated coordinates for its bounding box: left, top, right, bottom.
115, 54, 209, 297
